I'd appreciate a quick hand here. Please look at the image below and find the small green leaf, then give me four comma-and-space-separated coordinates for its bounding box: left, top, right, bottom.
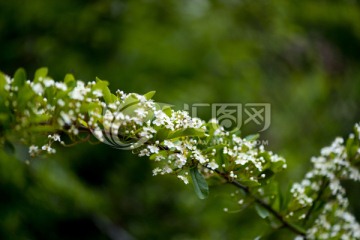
29, 125, 56, 132
32, 114, 53, 124
255, 203, 271, 219
245, 133, 260, 141
190, 167, 209, 199
34, 67, 48, 82
78, 118, 88, 128
13, 68, 27, 87
162, 105, 172, 117
95, 77, 112, 104
149, 150, 167, 160
258, 169, 274, 182
64, 73, 75, 82
239, 179, 261, 187
64, 73, 76, 88
270, 160, 286, 173
144, 91, 156, 100
168, 128, 206, 139
155, 128, 170, 141
0, 72, 6, 94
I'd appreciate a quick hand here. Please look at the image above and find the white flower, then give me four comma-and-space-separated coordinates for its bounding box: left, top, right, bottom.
69, 81, 88, 100
57, 99, 65, 107
60, 111, 72, 125
48, 134, 61, 142
43, 78, 54, 87
153, 110, 170, 127
177, 175, 189, 184
29, 145, 39, 156
55, 82, 67, 91
208, 161, 219, 170
32, 83, 44, 95
173, 154, 187, 168
152, 167, 162, 176
41, 144, 56, 154
147, 145, 159, 154
163, 140, 175, 149
135, 108, 147, 118
93, 127, 104, 141
93, 90, 103, 97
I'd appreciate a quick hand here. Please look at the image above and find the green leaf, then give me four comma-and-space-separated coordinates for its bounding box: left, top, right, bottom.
64, 73, 75, 82
13, 68, 27, 88
0, 72, 6, 94
190, 167, 209, 199
103, 87, 112, 103
28, 125, 56, 132
149, 150, 168, 160
144, 91, 156, 100
168, 128, 206, 139
258, 169, 274, 183
78, 118, 88, 128
155, 128, 170, 141
245, 133, 260, 141
239, 179, 261, 187
95, 77, 113, 104
346, 135, 359, 162
270, 160, 286, 173
255, 203, 271, 219
32, 114, 53, 124
34, 67, 48, 82
162, 105, 172, 117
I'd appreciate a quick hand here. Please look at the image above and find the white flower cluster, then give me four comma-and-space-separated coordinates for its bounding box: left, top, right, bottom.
28, 134, 62, 157
146, 117, 285, 186
290, 124, 360, 239
3, 71, 287, 188
306, 202, 360, 240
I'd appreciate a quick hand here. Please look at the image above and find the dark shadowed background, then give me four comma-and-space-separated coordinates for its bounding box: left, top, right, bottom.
1, 0, 360, 239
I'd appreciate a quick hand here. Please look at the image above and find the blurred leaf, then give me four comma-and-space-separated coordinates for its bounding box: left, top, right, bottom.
155, 128, 170, 141
64, 73, 76, 88
245, 133, 260, 141
168, 128, 206, 139
34, 67, 48, 82
78, 118, 88, 128
255, 203, 271, 219
95, 77, 113, 104
144, 90, 156, 100
17, 84, 35, 111
13, 68, 26, 88
0, 72, 6, 95
162, 105, 172, 117
190, 167, 209, 199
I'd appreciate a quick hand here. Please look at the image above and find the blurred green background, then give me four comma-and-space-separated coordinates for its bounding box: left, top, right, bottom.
1, 0, 360, 239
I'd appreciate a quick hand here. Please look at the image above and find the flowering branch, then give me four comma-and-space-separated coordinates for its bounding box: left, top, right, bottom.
211, 168, 307, 237
0, 67, 359, 239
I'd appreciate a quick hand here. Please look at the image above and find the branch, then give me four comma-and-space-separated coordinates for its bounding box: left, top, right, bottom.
302, 176, 329, 225
212, 168, 306, 237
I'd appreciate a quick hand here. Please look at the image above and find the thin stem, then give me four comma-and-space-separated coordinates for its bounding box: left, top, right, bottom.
212, 168, 307, 237
303, 177, 329, 225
